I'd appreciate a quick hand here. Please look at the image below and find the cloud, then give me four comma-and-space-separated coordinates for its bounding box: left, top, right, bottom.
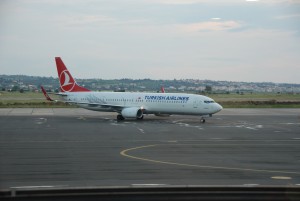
143, 0, 300, 4
1, 0, 300, 83
252, 0, 300, 4
144, 0, 208, 4
62, 15, 116, 26
177, 21, 242, 32
275, 14, 300, 19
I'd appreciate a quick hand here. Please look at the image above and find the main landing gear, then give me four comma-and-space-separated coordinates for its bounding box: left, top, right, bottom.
200, 117, 206, 123
117, 114, 125, 121
116, 114, 144, 121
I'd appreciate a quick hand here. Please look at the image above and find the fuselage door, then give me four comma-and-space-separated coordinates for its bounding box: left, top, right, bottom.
193, 97, 200, 108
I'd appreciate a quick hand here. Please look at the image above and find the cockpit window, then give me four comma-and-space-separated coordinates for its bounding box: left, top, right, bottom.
204, 100, 215, 103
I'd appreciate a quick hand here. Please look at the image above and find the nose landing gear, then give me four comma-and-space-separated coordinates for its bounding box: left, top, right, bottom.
200, 114, 212, 123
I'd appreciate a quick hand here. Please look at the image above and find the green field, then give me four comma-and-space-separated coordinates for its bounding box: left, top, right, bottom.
209, 93, 300, 108
209, 93, 300, 101
0, 91, 300, 108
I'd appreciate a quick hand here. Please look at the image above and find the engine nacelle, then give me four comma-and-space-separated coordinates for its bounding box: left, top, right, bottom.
121, 107, 143, 119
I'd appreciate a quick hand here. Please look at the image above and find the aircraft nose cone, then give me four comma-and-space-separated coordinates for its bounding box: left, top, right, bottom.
215, 103, 223, 112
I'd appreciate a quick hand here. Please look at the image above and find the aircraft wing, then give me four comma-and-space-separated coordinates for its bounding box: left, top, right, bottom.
41, 87, 126, 110
68, 101, 129, 112
72, 101, 124, 108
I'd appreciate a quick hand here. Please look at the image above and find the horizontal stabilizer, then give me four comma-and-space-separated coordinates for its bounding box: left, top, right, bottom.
41, 86, 54, 101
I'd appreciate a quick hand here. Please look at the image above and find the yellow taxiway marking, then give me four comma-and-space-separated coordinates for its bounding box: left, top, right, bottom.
120, 144, 300, 175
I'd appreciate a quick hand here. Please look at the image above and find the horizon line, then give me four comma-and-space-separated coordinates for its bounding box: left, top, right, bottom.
1, 74, 300, 85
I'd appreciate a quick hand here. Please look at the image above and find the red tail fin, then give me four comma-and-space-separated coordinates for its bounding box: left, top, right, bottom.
161, 86, 165, 93
55, 57, 90, 92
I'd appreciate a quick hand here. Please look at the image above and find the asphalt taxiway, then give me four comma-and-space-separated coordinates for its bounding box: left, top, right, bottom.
0, 108, 300, 189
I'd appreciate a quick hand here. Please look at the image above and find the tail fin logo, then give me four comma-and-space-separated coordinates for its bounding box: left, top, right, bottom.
59, 70, 75, 92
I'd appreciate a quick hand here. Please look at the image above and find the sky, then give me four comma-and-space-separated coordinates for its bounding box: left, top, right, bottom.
0, 0, 300, 83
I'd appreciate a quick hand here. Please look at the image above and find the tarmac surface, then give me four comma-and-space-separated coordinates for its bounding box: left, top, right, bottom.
0, 108, 300, 189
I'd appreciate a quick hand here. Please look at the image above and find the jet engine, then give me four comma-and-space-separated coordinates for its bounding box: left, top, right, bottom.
121, 107, 143, 119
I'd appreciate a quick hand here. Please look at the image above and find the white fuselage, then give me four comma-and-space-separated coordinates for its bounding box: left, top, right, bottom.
62, 91, 223, 116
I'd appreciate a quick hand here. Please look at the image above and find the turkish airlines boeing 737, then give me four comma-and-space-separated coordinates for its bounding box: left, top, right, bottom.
42, 57, 222, 122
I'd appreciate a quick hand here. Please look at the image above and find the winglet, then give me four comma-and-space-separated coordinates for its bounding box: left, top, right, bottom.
55, 57, 90, 92
41, 86, 54, 101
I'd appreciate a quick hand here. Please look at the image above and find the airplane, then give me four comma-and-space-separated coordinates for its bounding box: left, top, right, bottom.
42, 57, 223, 123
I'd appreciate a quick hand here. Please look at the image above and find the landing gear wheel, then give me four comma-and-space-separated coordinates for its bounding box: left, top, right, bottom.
137, 115, 144, 120
200, 118, 206, 123
117, 114, 125, 121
